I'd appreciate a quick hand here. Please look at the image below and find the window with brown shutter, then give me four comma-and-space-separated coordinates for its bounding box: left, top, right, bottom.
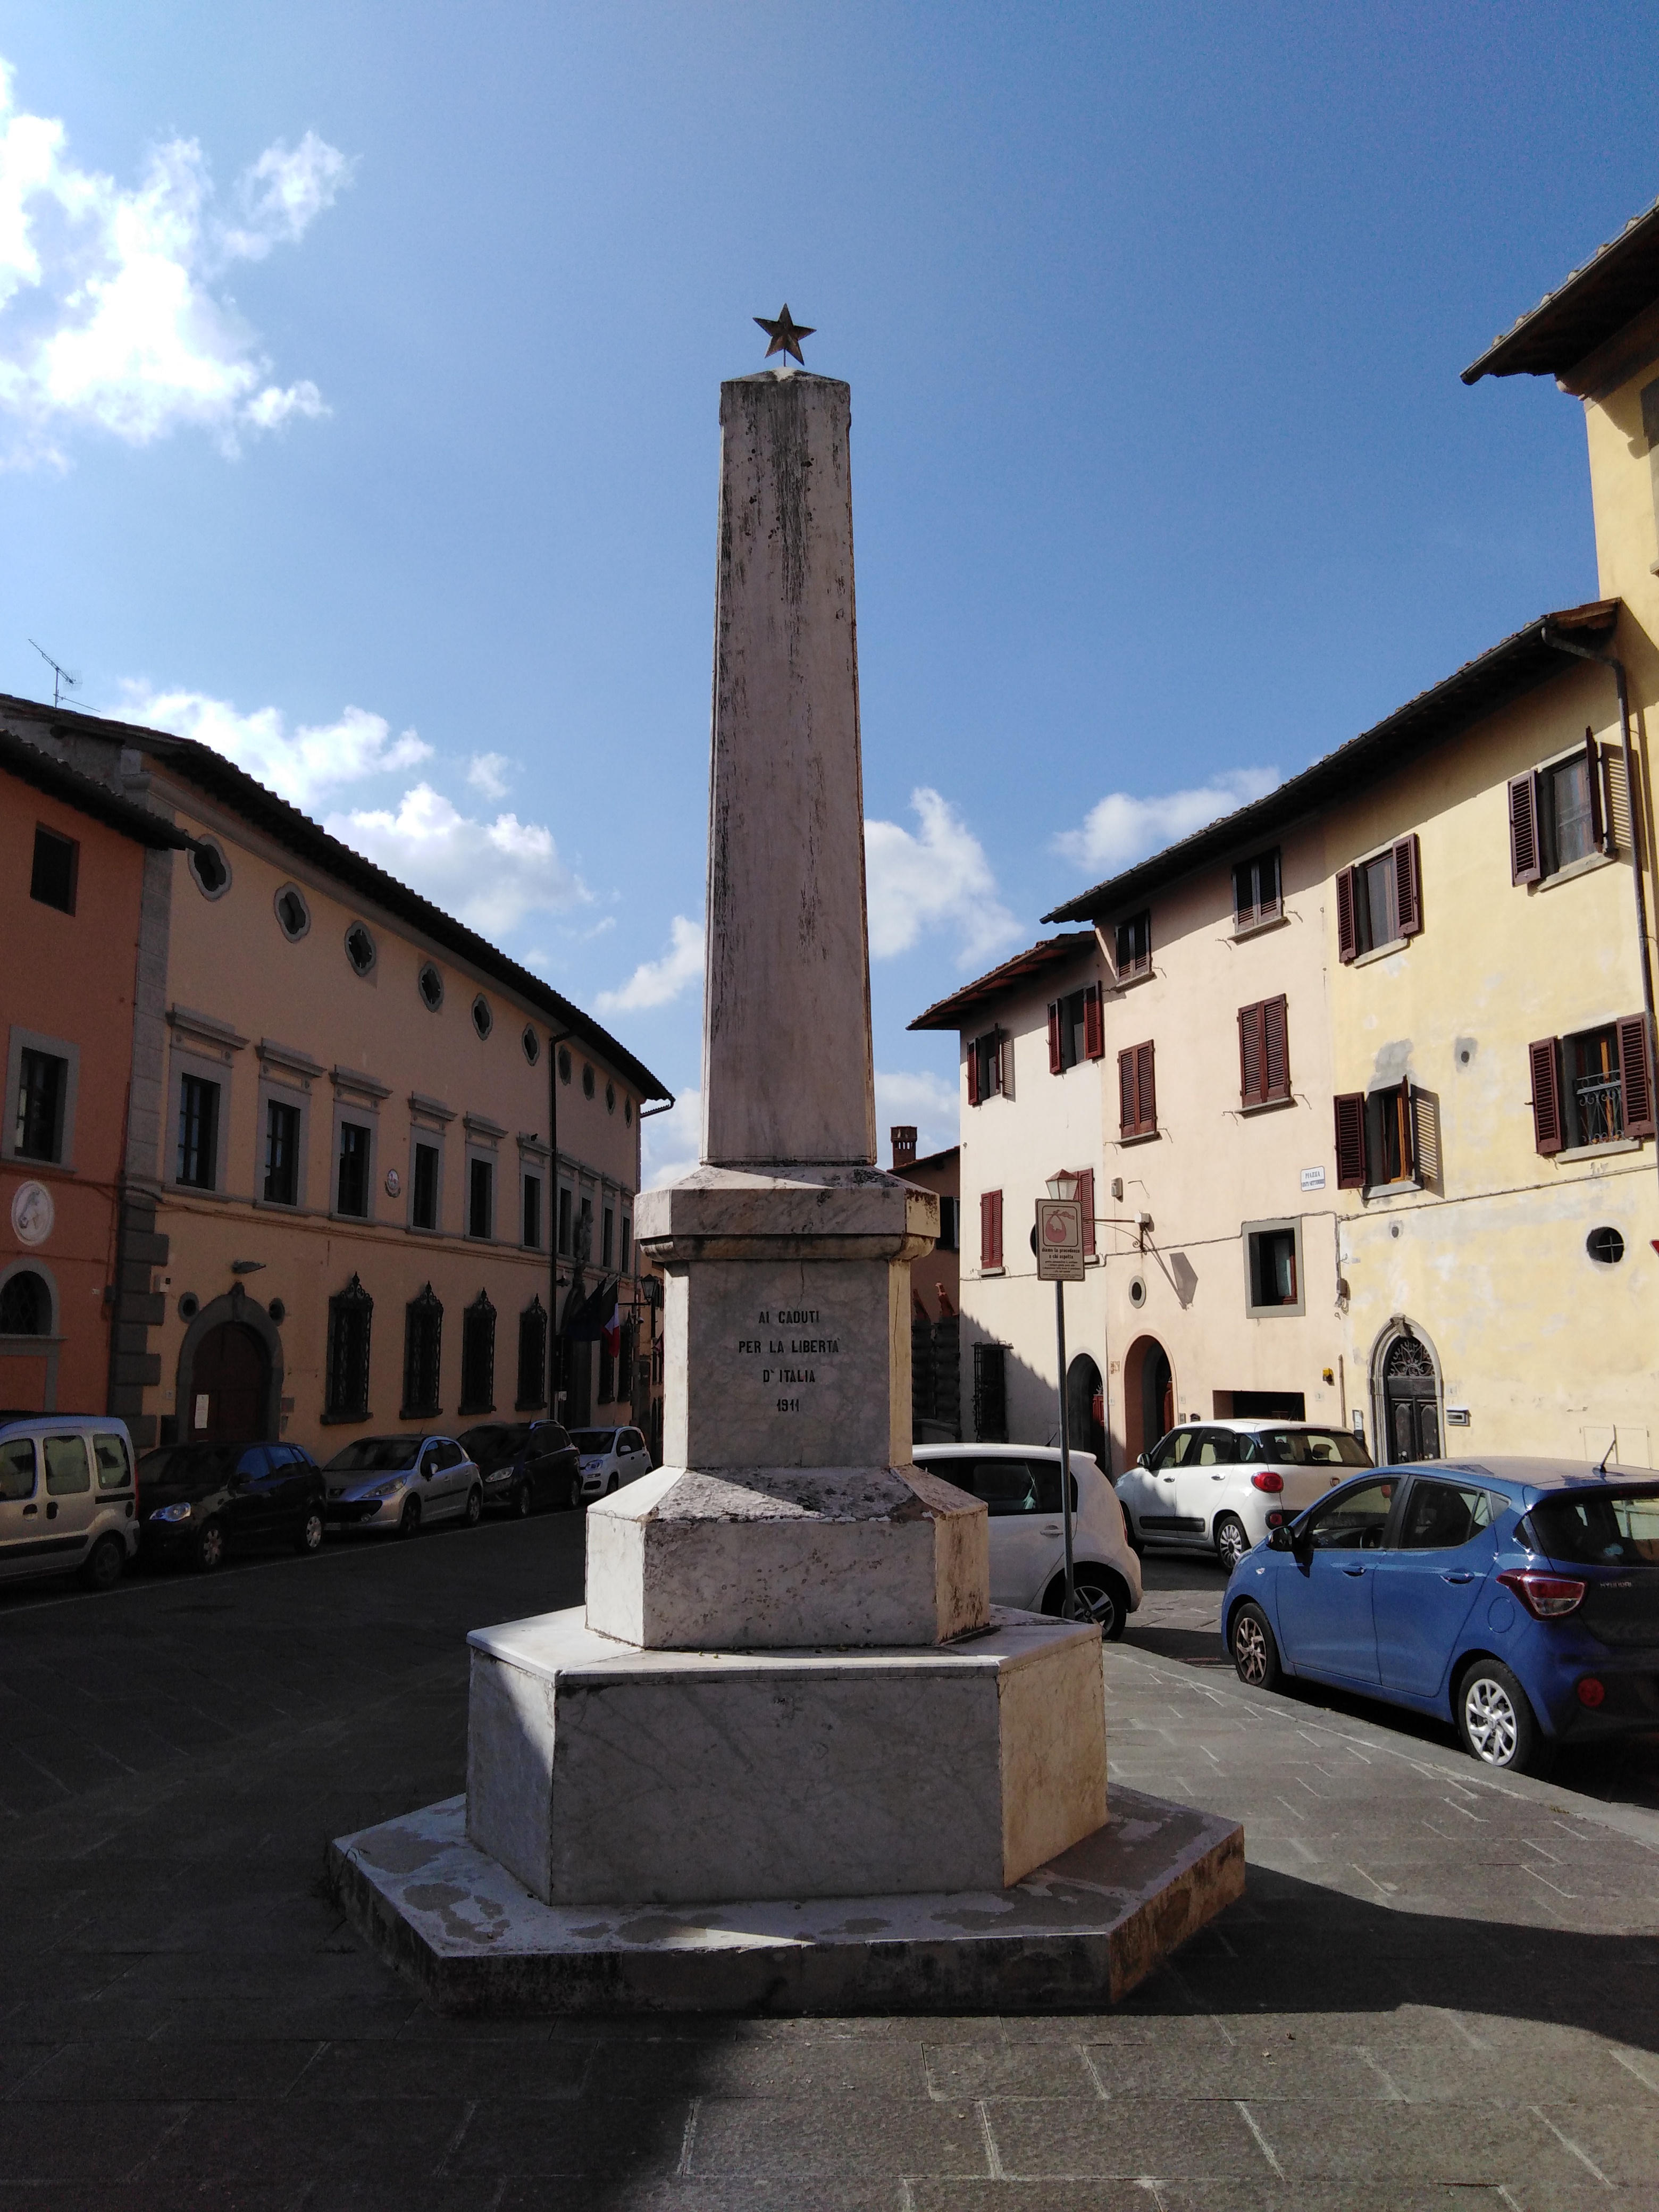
1334, 1093, 1367, 1187
967, 1030, 1002, 1105
1509, 773, 1541, 884
1336, 867, 1357, 963
1619, 1014, 1656, 1138
966, 1038, 981, 1107
1587, 731, 1608, 856
1077, 1167, 1096, 1256
1239, 997, 1290, 1107
1393, 835, 1421, 939
1115, 911, 1151, 980
1083, 983, 1104, 1060
980, 1188, 1004, 1269
999, 1030, 1016, 1101
1047, 1002, 1063, 1075
1119, 1042, 1157, 1138
1233, 847, 1282, 932
1366, 1078, 1415, 1186
1528, 1038, 1563, 1155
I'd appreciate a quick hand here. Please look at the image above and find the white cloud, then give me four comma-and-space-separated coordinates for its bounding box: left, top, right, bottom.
327, 783, 585, 938
641, 1086, 701, 1191
114, 685, 431, 811
875, 1067, 959, 1162
864, 787, 1021, 969
597, 915, 705, 1013
466, 751, 512, 800
0, 60, 350, 462
1054, 768, 1280, 876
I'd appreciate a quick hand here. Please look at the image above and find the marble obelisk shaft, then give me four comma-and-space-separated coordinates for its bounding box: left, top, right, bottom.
703, 370, 876, 1168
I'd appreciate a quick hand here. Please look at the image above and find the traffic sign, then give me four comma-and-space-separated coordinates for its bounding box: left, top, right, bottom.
1035, 1198, 1084, 1281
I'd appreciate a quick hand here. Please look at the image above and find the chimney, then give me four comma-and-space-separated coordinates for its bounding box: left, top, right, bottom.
890, 1125, 917, 1171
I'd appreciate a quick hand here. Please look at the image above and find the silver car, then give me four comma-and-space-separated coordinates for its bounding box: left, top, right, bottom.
569, 1425, 652, 1505
323, 1434, 482, 1537
912, 1443, 1143, 1640
0, 1415, 138, 1591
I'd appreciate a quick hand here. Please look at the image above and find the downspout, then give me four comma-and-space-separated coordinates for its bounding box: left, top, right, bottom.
548, 1030, 572, 1420
1540, 623, 1659, 1190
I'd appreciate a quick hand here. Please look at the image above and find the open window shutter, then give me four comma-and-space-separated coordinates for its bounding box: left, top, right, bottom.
1509, 774, 1541, 885
1334, 1093, 1367, 1188
1078, 1168, 1096, 1256
1335, 867, 1357, 963
979, 1189, 1001, 1268
1137, 1041, 1156, 1135
1083, 983, 1104, 1060
1047, 1002, 1063, 1075
999, 1029, 1015, 1101
1264, 995, 1291, 1101
989, 1188, 1003, 1268
1238, 1002, 1263, 1107
966, 1038, 981, 1108
1586, 731, 1607, 855
1118, 1048, 1135, 1137
1618, 1013, 1656, 1138
1528, 1038, 1564, 1155
1393, 835, 1421, 939
1398, 1076, 1417, 1181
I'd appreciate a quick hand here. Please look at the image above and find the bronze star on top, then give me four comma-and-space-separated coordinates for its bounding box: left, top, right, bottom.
754, 304, 815, 365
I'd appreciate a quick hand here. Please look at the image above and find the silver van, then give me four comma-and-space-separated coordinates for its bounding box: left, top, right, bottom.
0, 1415, 139, 1591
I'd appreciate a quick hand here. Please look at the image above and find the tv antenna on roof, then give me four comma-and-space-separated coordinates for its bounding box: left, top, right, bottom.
28, 639, 79, 710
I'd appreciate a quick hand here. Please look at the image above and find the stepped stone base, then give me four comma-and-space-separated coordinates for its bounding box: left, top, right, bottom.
464, 1606, 1104, 1907
329, 1785, 1244, 2016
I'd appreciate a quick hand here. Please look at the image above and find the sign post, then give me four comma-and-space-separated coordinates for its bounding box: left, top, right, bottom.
1035, 1190, 1085, 1621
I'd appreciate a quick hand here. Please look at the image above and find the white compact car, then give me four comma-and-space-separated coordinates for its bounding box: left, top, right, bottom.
912, 1443, 1142, 1639
1116, 1419, 1375, 1571
569, 1425, 653, 1505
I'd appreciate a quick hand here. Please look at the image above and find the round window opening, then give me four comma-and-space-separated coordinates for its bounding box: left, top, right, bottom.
267, 1297, 286, 1326
178, 1292, 200, 1322
417, 962, 443, 1011
189, 840, 230, 899
558, 1046, 572, 1085
274, 885, 309, 941
1587, 1225, 1626, 1266
472, 994, 493, 1041
1128, 1277, 1146, 1308
522, 1024, 540, 1065
605, 1080, 616, 1115
345, 922, 376, 976
582, 1063, 596, 1100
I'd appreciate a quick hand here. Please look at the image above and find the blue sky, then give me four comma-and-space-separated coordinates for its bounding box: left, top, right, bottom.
1, 2, 1654, 1180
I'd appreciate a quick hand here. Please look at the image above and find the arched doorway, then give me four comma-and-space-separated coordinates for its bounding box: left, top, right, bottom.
0, 1262, 59, 1412
1122, 1334, 1174, 1467
1067, 1353, 1107, 1473
1374, 1322, 1442, 1464
190, 1322, 269, 1441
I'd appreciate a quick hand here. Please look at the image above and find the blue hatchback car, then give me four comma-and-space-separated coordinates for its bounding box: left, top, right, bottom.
1222, 1458, 1659, 1774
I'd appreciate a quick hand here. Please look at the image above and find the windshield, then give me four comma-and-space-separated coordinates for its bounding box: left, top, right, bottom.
460, 1425, 531, 1465
571, 1429, 619, 1455
1526, 1490, 1659, 1568
138, 1443, 243, 1485
324, 1437, 422, 1474
1263, 1429, 1372, 1468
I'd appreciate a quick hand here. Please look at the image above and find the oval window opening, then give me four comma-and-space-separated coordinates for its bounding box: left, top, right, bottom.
1128, 1277, 1146, 1309
522, 1024, 540, 1065
345, 923, 376, 976
418, 962, 443, 1011
472, 995, 492, 1041
189, 841, 230, 898
605, 1081, 616, 1114
1587, 1225, 1626, 1266
582, 1063, 596, 1099
558, 1046, 573, 1085
275, 886, 309, 940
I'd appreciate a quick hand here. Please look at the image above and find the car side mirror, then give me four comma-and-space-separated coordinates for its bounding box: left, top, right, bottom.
1267, 1525, 1294, 1553
1135, 1452, 1148, 1469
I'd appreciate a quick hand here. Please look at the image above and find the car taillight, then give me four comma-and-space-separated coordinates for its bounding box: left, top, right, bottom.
1497, 1569, 1586, 1620
1251, 1471, 1284, 1493
1576, 1677, 1606, 1708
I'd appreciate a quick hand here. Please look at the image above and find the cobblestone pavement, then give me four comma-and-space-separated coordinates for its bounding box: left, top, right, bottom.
4, 1520, 1659, 2208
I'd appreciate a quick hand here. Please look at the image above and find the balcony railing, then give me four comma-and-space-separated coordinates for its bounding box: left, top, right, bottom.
1573, 1073, 1624, 1147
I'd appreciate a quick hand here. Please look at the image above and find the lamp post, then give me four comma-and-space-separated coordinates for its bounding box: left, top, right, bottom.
1037, 1171, 1084, 1623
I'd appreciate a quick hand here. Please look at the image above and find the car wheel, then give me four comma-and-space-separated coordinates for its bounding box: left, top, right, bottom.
1456, 1659, 1552, 1775
464, 1486, 483, 1528
294, 1509, 324, 1556
398, 1496, 422, 1539
193, 1520, 227, 1573
1214, 1514, 1250, 1572
1229, 1600, 1283, 1691
605, 1475, 619, 1495
513, 1480, 533, 1519
1046, 1566, 1129, 1641
81, 1534, 126, 1592
1122, 1516, 1145, 1559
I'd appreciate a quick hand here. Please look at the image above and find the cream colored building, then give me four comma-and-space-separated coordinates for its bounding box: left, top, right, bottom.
2, 697, 669, 1454
921, 198, 1659, 1485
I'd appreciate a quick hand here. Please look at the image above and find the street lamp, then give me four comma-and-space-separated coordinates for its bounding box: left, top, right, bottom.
1038, 1170, 1084, 1621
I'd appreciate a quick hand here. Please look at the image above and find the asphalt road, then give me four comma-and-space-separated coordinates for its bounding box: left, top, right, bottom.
4, 1513, 1659, 2207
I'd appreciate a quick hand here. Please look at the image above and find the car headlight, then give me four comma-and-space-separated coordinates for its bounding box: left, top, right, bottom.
151, 1501, 192, 1522
485, 1468, 511, 1483
366, 1479, 405, 1500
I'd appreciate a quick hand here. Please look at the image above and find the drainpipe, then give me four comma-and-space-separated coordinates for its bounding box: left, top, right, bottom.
1540, 624, 1659, 1191
548, 1030, 572, 1420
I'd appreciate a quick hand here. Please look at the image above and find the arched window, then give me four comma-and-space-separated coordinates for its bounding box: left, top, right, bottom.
0, 1270, 50, 1335
324, 1274, 373, 1422
516, 1296, 548, 1411
401, 1284, 443, 1419
459, 1290, 496, 1416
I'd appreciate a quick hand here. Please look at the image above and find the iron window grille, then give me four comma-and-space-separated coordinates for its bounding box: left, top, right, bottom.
401, 1284, 443, 1419
175, 1073, 220, 1188
324, 1275, 373, 1422
459, 1289, 497, 1415
516, 1297, 548, 1410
